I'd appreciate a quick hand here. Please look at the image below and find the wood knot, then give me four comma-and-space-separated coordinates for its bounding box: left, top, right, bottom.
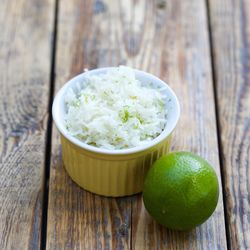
94, 0, 107, 14
119, 223, 129, 237
156, 0, 166, 9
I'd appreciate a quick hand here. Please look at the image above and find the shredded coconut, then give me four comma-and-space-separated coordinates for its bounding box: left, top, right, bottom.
65, 66, 167, 150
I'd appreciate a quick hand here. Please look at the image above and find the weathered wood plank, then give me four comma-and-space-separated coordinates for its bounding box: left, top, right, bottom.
47, 0, 227, 249
208, 0, 250, 249
0, 0, 55, 249
128, 0, 228, 249
46, 1, 132, 249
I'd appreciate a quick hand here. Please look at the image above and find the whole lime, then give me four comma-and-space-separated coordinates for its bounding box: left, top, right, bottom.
142, 152, 219, 230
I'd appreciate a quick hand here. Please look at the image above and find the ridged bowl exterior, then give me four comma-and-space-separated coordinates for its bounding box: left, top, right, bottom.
61, 133, 172, 197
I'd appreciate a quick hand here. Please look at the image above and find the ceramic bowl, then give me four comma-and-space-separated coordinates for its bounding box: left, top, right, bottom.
52, 67, 180, 197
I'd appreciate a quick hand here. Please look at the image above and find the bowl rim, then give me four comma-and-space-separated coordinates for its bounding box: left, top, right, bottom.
52, 67, 180, 155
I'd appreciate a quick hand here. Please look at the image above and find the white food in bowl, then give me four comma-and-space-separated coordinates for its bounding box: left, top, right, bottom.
52, 67, 180, 155
64, 66, 167, 150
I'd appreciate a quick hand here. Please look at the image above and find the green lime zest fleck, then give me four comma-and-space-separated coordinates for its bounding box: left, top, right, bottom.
158, 100, 165, 110
103, 91, 109, 97
119, 109, 130, 123
130, 96, 138, 100
133, 124, 139, 129
72, 99, 81, 107
84, 94, 89, 103
115, 137, 123, 142
136, 113, 144, 124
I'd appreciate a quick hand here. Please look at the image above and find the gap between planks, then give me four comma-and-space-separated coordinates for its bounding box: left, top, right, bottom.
41, 0, 59, 249
205, 0, 231, 249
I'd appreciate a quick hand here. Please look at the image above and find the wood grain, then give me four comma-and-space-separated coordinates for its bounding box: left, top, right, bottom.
47, 0, 227, 249
0, 0, 55, 249
208, 0, 250, 249
128, 0, 228, 249
46, 1, 132, 249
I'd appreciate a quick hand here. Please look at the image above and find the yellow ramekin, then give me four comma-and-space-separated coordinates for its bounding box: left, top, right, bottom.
52, 67, 180, 197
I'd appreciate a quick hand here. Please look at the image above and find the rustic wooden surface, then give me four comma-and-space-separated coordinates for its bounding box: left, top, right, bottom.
1, 0, 250, 249
46, 1, 132, 249
46, 0, 227, 249
128, 0, 227, 249
208, 0, 250, 249
0, 0, 55, 249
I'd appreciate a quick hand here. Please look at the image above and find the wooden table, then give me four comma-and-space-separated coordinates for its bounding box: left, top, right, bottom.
1, 0, 249, 249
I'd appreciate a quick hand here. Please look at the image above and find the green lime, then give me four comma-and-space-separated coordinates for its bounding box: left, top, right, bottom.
142, 151, 219, 230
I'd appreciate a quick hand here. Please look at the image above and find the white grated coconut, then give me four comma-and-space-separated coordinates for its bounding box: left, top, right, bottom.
64, 66, 167, 150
